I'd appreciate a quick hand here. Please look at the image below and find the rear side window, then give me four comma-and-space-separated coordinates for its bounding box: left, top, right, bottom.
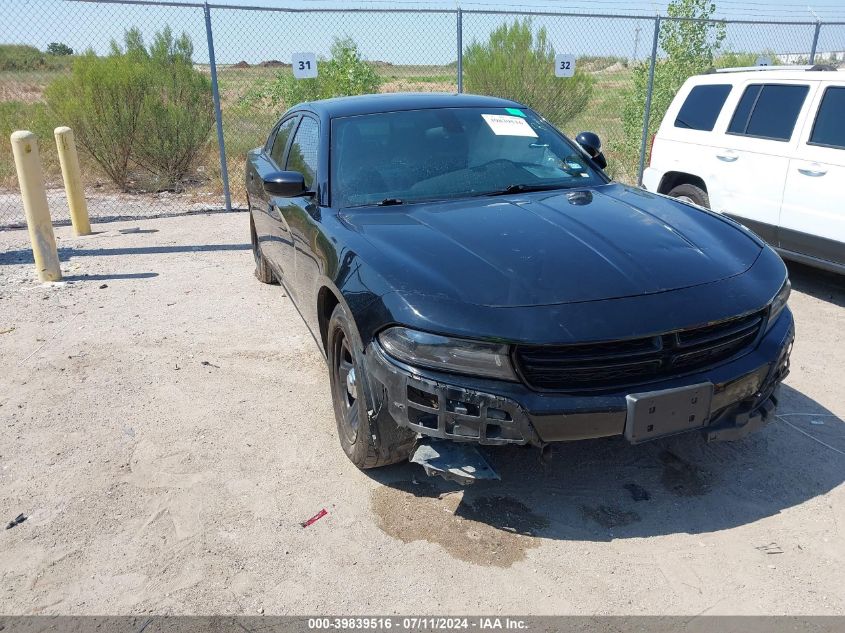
674, 84, 732, 131
286, 117, 320, 190
727, 83, 809, 141
269, 117, 297, 166
809, 86, 845, 150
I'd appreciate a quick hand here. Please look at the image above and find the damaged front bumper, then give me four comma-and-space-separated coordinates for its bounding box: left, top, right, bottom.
365, 309, 794, 447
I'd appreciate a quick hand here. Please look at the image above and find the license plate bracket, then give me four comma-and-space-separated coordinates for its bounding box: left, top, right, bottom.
625, 382, 713, 444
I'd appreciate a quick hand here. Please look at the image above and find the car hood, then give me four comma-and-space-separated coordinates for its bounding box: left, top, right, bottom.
339, 184, 762, 308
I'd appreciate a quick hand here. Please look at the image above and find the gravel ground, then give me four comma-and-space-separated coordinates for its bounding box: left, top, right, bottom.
0, 211, 843, 615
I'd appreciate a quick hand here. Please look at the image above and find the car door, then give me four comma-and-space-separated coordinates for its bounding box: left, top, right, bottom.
278, 115, 322, 309
706, 81, 813, 244
779, 83, 845, 269
256, 115, 299, 282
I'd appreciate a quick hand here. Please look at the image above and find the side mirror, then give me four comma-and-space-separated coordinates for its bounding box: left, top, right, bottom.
576, 131, 607, 170
263, 171, 307, 197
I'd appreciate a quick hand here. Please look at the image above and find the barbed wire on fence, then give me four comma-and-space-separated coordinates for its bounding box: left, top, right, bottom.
1, 0, 843, 227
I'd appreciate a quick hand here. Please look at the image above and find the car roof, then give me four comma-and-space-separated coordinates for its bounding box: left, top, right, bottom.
691, 67, 843, 84
296, 92, 524, 118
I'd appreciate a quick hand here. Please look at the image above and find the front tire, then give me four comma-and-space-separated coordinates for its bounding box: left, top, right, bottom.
327, 304, 415, 469
667, 183, 710, 209
250, 212, 276, 284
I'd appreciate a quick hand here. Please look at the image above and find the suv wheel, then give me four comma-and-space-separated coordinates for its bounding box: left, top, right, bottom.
668, 183, 710, 209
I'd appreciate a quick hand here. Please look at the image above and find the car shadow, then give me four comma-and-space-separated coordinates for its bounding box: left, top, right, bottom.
368, 384, 844, 543
0, 244, 251, 266
786, 260, 845, 308
62, 272, 159, 281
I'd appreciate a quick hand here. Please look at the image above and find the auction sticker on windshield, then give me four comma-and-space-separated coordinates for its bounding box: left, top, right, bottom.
481, 114, 538, 137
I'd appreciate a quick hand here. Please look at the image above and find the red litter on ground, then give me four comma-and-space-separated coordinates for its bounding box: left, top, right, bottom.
301, 509, 327, 528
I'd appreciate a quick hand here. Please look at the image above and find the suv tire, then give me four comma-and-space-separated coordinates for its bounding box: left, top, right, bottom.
668, 183, 710, 209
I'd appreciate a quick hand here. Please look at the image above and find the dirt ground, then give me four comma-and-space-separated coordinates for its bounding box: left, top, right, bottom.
0, 211, 843, 616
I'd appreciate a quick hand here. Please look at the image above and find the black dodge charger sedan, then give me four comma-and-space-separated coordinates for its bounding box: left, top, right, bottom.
246, 93, 794, 471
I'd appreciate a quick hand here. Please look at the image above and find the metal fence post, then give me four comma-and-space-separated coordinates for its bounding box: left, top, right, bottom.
809, 21, 821, 63
204, 2, 232, 212
637, 16, 661, 187
457, 7, 463, 93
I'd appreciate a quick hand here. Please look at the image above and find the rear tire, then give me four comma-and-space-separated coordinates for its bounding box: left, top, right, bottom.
250, 212, 276, 284
667, 183, 710, 209
327, 303, 416, 469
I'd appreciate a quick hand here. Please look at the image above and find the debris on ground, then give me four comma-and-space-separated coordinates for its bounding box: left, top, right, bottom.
755, 542, 784, 554
410, 439, 500, 485
6, 513, 27, 530
624, 482, 651, 501
117, 227, 159, 235
0, 327, 14, 335
201, 361, 220, 369
99, 284, 108, 289
301, 509, 328, 528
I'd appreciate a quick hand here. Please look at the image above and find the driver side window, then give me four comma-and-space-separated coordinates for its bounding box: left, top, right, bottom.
269, 117, 298, 167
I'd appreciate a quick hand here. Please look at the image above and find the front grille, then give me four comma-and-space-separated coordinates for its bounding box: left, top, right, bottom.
515, 310, 766, 392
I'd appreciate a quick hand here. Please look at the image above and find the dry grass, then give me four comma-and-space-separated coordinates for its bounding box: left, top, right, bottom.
0, 61, 638, 206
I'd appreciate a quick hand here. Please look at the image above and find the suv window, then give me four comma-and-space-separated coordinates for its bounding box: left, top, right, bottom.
269, 117, 297, 167
286, 117, 319, 190
809, 86, 845, 150
674, 84, 732, 131
727, 83, 809, 141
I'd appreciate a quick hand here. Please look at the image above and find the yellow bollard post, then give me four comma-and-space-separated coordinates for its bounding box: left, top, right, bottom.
54, 126, 91, 236
10, 130, 62, 282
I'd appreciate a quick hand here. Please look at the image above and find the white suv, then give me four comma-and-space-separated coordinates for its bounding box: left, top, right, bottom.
643, 66, 844, 274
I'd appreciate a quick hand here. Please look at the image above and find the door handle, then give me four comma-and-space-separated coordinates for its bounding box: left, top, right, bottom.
716, 152, 738, 162
798, 165, 827, 177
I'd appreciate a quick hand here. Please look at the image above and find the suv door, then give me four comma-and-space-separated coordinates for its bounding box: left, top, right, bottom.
707, 81, 813, 243
258, 115, 299, 281
779, 83, 845, 270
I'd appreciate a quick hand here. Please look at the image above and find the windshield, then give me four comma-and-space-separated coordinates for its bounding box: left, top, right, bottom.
330, 107, 606, 208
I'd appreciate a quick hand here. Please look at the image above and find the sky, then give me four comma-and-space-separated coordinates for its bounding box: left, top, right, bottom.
5, 0, 845, 66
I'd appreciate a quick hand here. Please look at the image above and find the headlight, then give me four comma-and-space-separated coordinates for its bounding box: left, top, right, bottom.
766, 278, 791, 332
378, 327, 517, 381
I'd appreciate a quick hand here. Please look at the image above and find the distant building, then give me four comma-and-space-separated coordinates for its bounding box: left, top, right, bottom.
777, 50, 845, 64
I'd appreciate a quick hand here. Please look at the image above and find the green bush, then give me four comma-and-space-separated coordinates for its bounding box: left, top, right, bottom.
244, 38, 381, 112
622, 0, 725, 155
0, 44, 68, 71
129, 27, 212, 189
134, 62, 215, 189
715, 50, 781, 68
0, 101, 54, 188
46, 43, 74, 56
46, 53, 149, 189
463, 19, 594, 127
46, 27, 213, 191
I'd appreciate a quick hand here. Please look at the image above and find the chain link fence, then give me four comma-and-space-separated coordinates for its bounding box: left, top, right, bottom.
1, 0, 226, 228
1, 0, 843, 228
